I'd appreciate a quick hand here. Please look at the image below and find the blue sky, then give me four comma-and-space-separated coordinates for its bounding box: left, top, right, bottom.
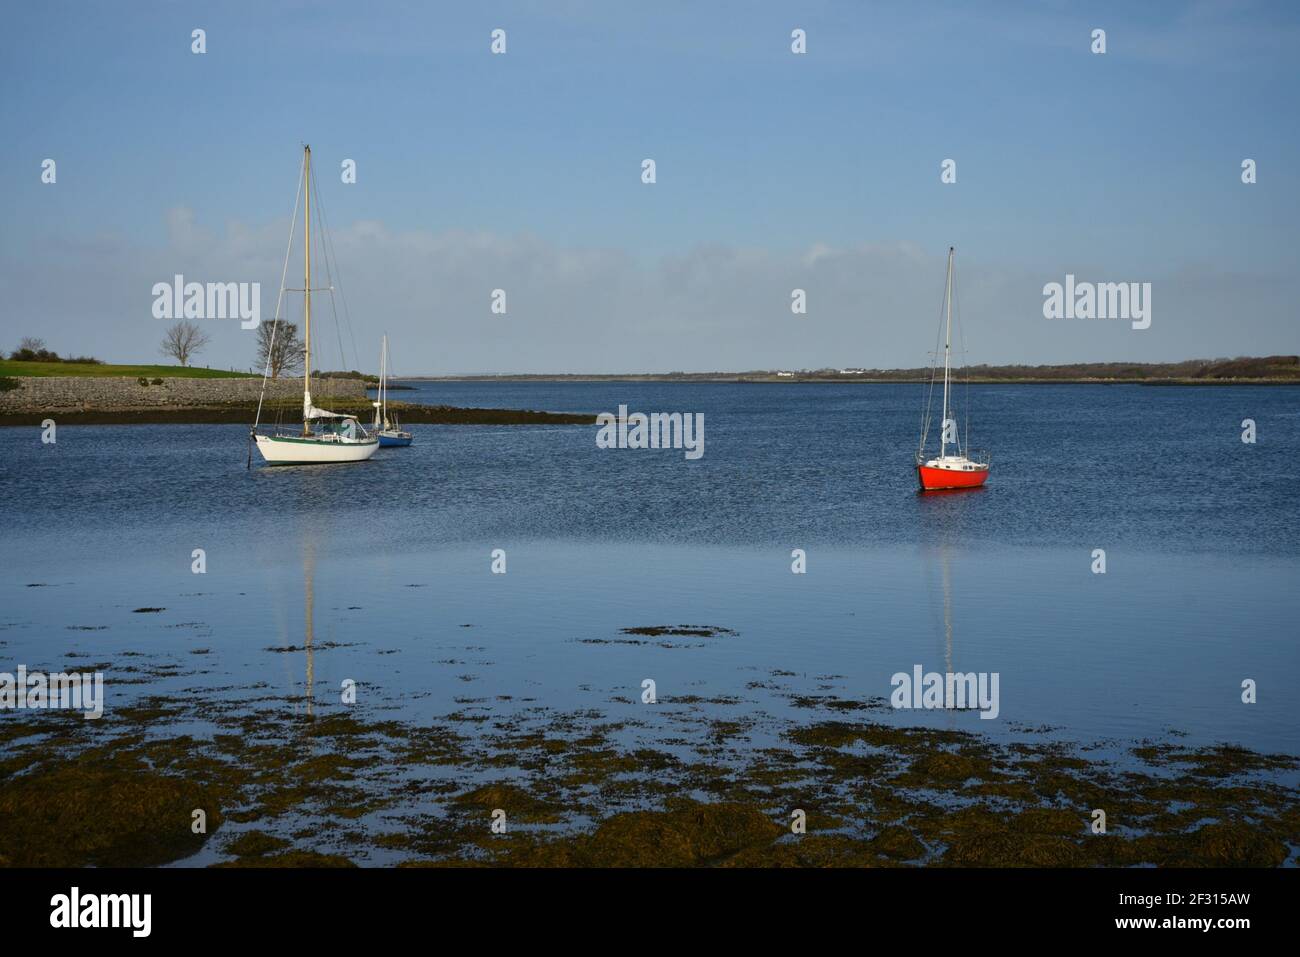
2, 1, 1297, 373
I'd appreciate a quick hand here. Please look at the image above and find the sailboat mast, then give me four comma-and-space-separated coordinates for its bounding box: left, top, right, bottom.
941, 246, 953, 457
302, 145, 312, 433
380, 334, 388, 429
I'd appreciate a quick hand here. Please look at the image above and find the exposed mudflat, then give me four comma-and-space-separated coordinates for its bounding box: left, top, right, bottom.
2, 631, 1295, 868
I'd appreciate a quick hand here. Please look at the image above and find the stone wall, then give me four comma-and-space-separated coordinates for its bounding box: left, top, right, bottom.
0, 376, 367, 414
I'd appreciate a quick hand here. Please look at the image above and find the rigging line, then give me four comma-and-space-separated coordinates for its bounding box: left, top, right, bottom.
254, 155, 305, 431
308, 173, 347, 375
918, 262, 948, 459
954, 260, 971, 455
920, 342, 937, 455
919, 298, 940, 454
317, 180, 348, 379
324, 207, 361, 374
302, 172, 339, 373
311, 173, 361, 372
384, 326, 401, 384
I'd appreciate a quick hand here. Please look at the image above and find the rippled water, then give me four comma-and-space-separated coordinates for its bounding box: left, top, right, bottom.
2, 382, 1298, 752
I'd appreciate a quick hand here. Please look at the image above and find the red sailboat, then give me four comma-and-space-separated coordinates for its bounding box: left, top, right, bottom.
916, 247, 990, 491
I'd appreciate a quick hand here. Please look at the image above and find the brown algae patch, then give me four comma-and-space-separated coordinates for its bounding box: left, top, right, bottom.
214, 850, 357, 868
478, 800, 781, 867
0, 755, 223, 867
621, 625, 737, 638
578, 625, 740, 648
0, 668, 1296, 867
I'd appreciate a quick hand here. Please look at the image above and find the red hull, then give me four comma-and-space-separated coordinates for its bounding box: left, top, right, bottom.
917, 464, 989, 491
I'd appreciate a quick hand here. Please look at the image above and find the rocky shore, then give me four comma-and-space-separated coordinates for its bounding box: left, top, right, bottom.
0, 375, 593, 426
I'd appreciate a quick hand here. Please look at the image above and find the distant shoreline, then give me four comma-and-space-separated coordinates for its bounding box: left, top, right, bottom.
402, 356, 1300, 386
3, 357, 1296, 426
6, 356, 1297, 388
407, 374, 1300, 386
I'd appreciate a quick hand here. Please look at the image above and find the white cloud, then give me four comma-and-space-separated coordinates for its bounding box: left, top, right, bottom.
2, 209, 1292, 374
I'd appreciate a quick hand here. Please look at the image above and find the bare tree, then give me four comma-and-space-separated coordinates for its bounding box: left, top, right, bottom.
256, 320, 306, 379
160, 320, 211, 367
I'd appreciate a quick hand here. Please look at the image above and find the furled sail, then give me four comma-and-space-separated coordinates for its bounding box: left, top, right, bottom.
303, 392, 350, 420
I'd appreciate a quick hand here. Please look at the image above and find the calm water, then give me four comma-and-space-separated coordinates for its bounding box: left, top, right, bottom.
2, 382, 1298, 753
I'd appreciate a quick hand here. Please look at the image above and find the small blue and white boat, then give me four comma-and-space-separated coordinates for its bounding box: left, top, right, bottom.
372, 334, 414, 447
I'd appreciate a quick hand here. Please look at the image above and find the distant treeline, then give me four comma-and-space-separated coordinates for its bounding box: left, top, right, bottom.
315, 369, 380, 383
7, 337, 101, 365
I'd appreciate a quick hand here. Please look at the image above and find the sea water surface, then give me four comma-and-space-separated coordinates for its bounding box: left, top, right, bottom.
2, 382, 1298, 755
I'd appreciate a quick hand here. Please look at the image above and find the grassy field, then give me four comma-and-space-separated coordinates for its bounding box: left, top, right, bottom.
0, 360, 257, 379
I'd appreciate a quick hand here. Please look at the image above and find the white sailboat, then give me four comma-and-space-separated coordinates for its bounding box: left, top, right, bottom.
252, 146, 378, 466
371, 334, 413, 447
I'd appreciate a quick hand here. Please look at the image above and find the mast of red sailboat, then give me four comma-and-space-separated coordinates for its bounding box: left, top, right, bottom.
941, 246, 953, 459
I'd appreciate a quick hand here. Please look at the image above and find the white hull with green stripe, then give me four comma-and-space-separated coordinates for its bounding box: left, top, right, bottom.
255, 432, 379, 465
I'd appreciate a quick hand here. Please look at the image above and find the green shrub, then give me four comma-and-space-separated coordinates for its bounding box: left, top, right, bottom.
138, 377, 149, 386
